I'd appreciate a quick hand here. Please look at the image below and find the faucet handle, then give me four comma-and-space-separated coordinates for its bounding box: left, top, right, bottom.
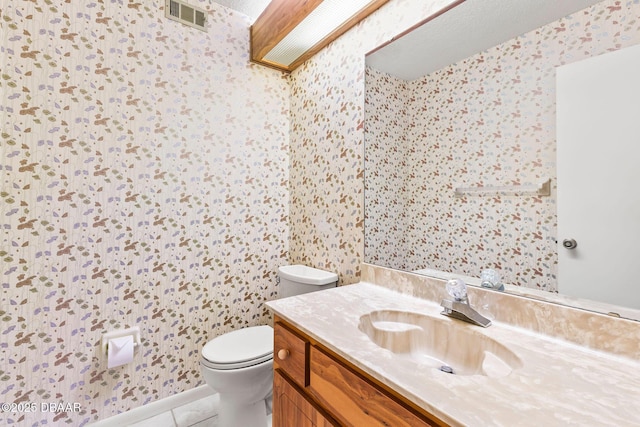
445, 278, 468, 301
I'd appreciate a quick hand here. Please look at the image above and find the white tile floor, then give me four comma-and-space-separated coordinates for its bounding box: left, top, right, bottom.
127, 394, 272, 427
128, 394, 219, 427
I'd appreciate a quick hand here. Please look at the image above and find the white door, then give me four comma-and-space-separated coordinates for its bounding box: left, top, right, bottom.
556, 44, 640, 310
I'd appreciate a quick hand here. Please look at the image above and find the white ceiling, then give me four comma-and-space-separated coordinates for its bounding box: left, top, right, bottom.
209, 0, 271, 22
366, 0, 604, 81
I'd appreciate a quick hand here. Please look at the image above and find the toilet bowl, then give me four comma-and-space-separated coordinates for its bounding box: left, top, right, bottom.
200, 265, 338, 427
200, 325, 274, 427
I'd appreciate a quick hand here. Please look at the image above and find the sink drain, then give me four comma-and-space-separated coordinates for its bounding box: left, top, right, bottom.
439, 365, 454, 374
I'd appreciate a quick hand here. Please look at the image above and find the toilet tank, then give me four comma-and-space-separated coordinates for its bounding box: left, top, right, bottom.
277, 265, 338, 298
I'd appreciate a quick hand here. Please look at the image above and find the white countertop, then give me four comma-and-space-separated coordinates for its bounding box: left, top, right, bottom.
267, 282, 640, 427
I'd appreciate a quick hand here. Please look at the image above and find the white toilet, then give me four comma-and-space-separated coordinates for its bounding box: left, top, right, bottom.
200, 265, 338, 427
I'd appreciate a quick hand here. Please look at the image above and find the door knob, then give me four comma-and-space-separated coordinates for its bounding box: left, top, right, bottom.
562, 238, 577, 249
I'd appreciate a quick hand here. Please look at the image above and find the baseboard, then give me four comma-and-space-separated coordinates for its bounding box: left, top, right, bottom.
89, 385, 216, 426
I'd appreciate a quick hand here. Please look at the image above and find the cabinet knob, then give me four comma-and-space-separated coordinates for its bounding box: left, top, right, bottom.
277, 349, 290, 360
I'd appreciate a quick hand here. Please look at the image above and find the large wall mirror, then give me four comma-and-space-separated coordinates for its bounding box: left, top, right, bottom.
364, 0, 640, 321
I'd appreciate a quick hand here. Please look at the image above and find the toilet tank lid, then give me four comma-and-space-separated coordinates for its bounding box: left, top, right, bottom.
202, 325, 273, 365
278, 265, 338, 285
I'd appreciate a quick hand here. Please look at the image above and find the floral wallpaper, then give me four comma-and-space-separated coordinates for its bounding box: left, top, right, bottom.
0, 0, 289, 425
363, 71, 411, 271
364, 0, 640, 291
288, 0, 457, 285
3, 0, 639, 424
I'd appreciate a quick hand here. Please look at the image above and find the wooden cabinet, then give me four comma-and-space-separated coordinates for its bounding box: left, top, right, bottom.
274, 371, 335, 427
274, 320, 309, 388
273, 317, 448, 427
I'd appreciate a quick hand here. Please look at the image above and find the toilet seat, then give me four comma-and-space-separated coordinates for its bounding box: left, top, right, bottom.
201, 325, 273, 370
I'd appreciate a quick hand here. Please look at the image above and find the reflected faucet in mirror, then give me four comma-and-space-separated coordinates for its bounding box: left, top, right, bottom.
480, 269, 504, 292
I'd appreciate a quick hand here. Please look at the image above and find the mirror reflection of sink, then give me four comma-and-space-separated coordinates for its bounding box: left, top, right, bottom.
358, 310, 523, 377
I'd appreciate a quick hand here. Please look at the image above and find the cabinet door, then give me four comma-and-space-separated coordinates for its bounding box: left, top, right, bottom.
273, 370, 335, 427
309, 346, 440, 427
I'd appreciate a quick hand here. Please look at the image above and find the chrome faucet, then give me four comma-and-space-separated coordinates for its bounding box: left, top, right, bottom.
440, 278, 492, 327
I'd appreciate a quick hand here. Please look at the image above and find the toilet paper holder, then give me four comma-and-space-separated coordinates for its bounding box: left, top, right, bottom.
101, 326, 142, 355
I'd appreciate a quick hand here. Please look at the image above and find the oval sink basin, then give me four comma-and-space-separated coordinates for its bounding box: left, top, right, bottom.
358, 310, 522, 377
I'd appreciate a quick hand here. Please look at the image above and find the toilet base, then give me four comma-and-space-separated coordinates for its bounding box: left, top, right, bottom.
218, 396, 268, 427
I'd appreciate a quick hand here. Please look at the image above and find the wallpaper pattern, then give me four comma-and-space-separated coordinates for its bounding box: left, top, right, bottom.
3, 0, 639, 424
288, 0, 456, 285
1, 1, 289, 424
364, 0, 640, 291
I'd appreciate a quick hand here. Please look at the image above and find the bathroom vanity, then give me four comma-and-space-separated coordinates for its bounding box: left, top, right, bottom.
273, 318, 446, 426
266, 264, 640, 427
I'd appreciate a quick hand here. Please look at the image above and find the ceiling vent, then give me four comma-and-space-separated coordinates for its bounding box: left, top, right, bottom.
165, 0, 207, 32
